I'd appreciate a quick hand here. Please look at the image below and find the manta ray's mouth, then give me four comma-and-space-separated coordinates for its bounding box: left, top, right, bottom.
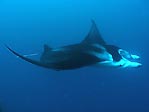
121, 58, 142, 68
117, 49, 142, 68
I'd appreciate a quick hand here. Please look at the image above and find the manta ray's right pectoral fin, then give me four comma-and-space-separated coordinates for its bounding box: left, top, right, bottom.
5, 45, 50, 69
81, 20, 106, 46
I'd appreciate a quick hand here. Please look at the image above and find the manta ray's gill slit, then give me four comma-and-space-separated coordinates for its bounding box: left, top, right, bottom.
88, 51, 113, 61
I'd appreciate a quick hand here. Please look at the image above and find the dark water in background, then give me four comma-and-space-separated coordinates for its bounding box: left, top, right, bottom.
0, 0, 148, 112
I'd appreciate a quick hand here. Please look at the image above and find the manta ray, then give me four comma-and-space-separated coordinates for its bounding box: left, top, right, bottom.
6, 20, 142, 70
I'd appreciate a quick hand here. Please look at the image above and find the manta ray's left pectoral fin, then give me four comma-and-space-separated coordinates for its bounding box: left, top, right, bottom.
5, 45, 50, 69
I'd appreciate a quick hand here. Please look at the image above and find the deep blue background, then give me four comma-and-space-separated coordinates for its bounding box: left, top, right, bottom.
0, 0, 148, 112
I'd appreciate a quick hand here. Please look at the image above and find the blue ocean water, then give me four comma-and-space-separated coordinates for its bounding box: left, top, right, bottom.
0, 0, 148, 112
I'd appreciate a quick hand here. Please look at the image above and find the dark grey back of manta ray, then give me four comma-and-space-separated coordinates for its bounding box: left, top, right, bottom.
40, 20, 107, 64
39, 20, 107, 70
6, 20, 122, 70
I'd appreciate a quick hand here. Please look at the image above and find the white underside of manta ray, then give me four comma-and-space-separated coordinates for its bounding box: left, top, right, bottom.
6, 20, 142, 70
